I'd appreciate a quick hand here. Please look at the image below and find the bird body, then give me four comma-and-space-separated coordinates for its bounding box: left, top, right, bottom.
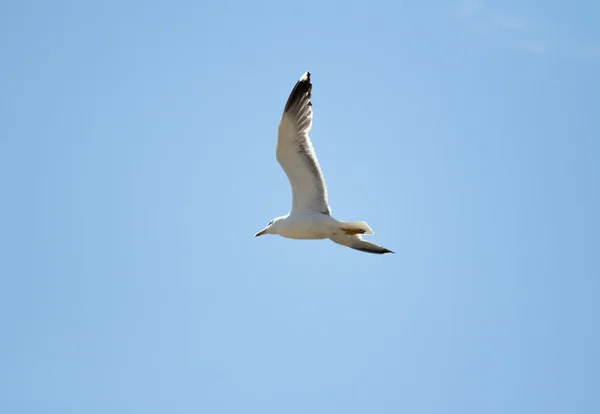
268, 213, 336, 240
255, 72, 393, 255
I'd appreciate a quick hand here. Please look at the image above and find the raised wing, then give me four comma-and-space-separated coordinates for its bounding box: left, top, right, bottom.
276, 72, 331, 215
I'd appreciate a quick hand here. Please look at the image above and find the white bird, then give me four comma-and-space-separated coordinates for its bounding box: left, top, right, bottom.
254, 72, 393, 255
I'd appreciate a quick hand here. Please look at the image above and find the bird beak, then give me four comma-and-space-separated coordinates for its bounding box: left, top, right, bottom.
254, 229, 267, 237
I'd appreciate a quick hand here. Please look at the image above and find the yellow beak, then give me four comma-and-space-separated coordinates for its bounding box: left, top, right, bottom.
254, 229, 267, 237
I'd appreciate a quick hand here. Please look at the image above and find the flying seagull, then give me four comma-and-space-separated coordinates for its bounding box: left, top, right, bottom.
254, 72, 393, 255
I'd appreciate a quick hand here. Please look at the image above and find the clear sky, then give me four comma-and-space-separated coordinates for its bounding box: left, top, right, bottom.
1, 1, 599, 413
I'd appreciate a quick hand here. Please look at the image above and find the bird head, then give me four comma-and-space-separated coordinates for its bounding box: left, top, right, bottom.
254, 217, 283, 237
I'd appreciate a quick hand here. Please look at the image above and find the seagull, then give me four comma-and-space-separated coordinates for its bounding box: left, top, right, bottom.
254, 72, 393, 255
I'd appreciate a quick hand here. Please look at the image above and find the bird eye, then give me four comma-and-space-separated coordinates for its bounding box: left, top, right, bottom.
268, 220, 274, 226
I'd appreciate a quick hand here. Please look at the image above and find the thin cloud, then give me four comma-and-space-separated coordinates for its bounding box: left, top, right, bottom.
459, 0, 482, 16
458, 3, 598, 60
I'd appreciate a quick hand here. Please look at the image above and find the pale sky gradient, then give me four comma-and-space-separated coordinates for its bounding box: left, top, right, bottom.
1, 1, 599, 413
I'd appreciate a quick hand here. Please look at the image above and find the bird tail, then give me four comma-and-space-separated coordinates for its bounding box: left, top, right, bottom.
338, 221, 374, 236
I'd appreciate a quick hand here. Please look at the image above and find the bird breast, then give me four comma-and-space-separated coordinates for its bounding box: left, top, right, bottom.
278, 213, 337, 240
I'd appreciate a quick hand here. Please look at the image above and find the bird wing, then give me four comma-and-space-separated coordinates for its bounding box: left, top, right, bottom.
330, 234, 394, 255
276, 72, 331, 215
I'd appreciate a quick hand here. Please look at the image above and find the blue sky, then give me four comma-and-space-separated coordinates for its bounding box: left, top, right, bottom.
1, 0, 599, 412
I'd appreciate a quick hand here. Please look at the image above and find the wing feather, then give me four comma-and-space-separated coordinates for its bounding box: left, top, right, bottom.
330, 234, 394, 255
276, 72, 331, 215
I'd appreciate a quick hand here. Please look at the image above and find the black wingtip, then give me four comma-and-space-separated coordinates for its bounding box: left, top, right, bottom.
284, 71, 313, 112
355, 247, 395, 255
